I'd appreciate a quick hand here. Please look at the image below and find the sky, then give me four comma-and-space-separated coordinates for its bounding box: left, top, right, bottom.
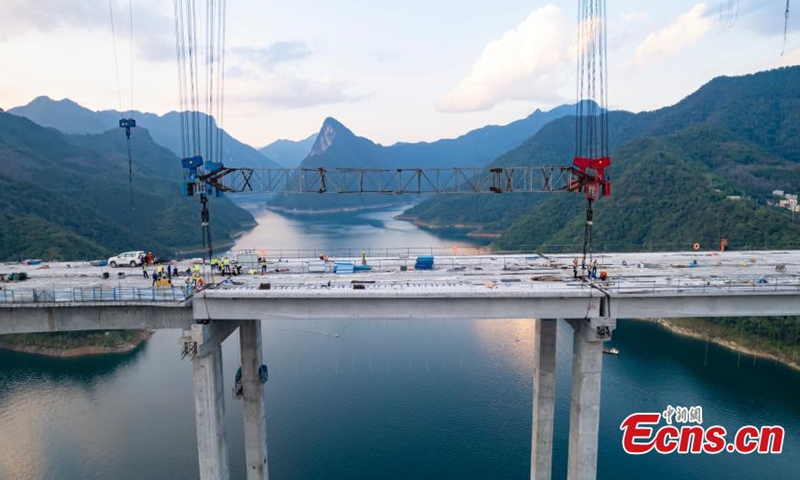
0, 0, 798, 148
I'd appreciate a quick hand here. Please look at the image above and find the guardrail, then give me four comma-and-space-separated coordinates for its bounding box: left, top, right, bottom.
0, 287, 190, 304
608, 278, 800, 296
225, 244, 800, 261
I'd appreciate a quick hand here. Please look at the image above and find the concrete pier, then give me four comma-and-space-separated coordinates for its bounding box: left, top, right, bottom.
239, 320, 269, 480
566, 318, 615, 480
193, 342, 230, 480
531, 319, 558, 480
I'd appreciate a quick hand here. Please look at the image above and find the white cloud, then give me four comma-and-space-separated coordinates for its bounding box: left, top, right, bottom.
231, 42, 312, 72
437, 4, 569, 113
634, 3, 713, 66
622, 11, 647, 22
232, 75, 368, 108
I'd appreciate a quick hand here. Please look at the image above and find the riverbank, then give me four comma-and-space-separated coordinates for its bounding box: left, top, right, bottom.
0, 330, 153, 358
397, 215, 501, 239
266, 201, 411, 215
636, 317, 800, 372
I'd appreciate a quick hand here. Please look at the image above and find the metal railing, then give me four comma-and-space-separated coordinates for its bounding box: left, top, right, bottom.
0, 286, 190, 304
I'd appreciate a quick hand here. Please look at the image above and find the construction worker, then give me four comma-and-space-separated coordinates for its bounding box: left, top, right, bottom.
361, 250, 367, 266
146, 251, 153, 265
721, 238, 728, 253
261, 257, 267, 274
591, 259, 598, 279
573, 258, 579, 279
211, 257, 218, 271
319, 251, 325, 261
142, 262, 149, 279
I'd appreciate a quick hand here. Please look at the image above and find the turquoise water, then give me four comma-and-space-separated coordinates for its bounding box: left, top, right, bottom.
0, 208, 797, 479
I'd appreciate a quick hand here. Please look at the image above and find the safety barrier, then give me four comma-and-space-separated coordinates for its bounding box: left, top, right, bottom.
0, 286, 190, 304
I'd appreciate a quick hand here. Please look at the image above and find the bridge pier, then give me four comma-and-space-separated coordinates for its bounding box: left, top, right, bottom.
239, 320, 269, 480
531, 318, 557, 480
193, 343, 230, 480
187, 322, 240, 480
566, 318, 615, 480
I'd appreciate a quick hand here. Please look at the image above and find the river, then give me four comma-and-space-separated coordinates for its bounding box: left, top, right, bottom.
0, 207, 797, 479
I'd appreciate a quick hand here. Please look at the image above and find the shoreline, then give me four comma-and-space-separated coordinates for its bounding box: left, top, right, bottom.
635, 318, 800, 373
398, 215, 501, 238
265, 202, 411, 215
0, 330, 153, 358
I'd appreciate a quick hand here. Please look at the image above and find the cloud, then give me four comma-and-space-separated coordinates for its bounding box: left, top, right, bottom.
0, 0, 106, 40
437, 4, 570, 113
0, 0, 174, 62
232, 42, 312, 72
622, 11, 647, 22
634, 3, 713, 66
232, 75, 368, 109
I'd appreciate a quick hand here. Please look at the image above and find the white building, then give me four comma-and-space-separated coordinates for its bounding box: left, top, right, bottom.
773, 190, 785, 196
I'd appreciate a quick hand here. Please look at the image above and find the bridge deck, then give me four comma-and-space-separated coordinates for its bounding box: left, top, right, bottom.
2, 250, 798, 300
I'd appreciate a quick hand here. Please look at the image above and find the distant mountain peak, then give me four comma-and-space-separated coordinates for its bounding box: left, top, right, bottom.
310, 117, 355, 156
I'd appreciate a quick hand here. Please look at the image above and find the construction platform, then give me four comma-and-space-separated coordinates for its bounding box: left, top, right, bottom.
1, 250, 797, 300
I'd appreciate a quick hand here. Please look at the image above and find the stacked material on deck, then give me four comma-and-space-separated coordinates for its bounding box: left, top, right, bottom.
334, 261, 355, 274
415, 256, 434, 270
308, 260, 326, 273
353, 265, 372, 272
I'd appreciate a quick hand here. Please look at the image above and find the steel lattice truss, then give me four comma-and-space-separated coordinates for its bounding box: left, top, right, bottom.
202, 166, 576, 195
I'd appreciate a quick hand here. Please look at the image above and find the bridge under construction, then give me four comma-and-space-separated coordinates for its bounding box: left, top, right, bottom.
1, 249, 799, 480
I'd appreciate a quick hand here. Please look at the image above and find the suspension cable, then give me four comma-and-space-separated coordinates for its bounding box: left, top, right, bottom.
784, 1, 792, 56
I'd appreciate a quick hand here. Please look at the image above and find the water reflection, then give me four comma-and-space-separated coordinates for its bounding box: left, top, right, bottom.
229, 205, 477, 253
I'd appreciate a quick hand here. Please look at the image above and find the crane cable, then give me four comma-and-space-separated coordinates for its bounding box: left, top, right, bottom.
108, 0, 136, 210
173, 0, 228, 284
576, 0, 609, 278
783, 1, 791, 56
719, 0, 740, 27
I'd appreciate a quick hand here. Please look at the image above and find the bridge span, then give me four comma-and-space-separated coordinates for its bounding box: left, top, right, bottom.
1, 250, 799, 480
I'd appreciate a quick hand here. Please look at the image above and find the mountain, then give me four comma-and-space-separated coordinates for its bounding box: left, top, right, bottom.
266, 104, 579, 212
404, 66, 800, 250
8, 96, 281, 170
0, 110, 254, 261
259, 133, 317, 168
382, 103, 580, 168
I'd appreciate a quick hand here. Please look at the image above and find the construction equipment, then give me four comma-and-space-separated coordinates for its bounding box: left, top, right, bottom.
172, 0, 612, 282
108, 0, 137, 209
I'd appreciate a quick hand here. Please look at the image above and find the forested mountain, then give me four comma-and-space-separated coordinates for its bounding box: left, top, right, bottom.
8, 96, 281, 170
266, 104, 578, 212
259, 133, 317, 168
404, 67, 800, 250
0, 111, 253, 261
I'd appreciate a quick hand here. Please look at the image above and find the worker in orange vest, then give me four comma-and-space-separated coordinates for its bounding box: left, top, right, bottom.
720, 238, 728, 253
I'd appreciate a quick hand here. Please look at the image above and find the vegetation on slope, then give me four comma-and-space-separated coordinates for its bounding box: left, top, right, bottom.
0, 112, 254, 261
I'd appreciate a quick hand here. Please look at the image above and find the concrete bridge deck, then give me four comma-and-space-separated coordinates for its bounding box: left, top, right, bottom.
2, 250, 798, 294
2, 250, 799, 480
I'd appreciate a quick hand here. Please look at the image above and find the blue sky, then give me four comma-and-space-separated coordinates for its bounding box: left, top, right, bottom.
0, 1, 797, 147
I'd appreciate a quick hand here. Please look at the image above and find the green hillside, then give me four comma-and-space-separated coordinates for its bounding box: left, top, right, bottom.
406, 67, 800, 251
0, 112, 254, 261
